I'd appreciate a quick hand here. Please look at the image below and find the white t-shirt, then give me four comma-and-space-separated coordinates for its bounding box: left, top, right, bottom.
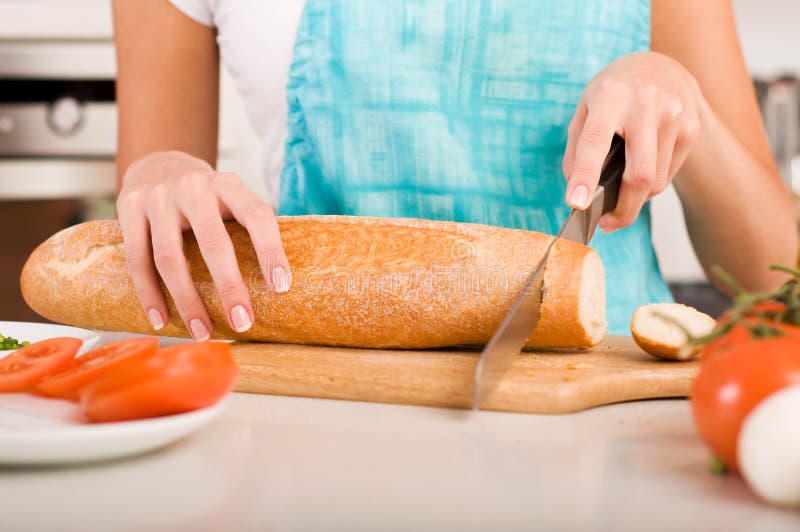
168, 0, 306, 203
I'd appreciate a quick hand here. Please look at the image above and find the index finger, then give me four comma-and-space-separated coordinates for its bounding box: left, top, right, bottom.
565, 99, 628, 209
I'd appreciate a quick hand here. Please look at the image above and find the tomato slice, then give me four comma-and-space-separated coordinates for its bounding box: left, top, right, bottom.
79, 341, 238, 423
37, 337, 159, 399
0, 337, 83, 392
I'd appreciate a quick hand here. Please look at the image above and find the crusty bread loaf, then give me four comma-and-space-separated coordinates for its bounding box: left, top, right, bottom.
20, 216, 606, 349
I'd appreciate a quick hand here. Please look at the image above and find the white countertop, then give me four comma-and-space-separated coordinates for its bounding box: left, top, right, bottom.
1, 389, 799, 532
1, 330, 799, 531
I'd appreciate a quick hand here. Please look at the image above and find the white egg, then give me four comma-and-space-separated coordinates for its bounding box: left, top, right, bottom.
738, 384, 800, 507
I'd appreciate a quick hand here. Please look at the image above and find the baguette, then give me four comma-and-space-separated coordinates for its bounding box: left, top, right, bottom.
20, 216, 606, 349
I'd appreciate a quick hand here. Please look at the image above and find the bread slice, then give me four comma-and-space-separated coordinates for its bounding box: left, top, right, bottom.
630, 303, 716, 360
21, 216, 607, 349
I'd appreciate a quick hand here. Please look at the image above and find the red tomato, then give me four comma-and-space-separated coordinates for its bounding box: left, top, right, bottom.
701, 324, 752, 362
79, 341, 238, 423
691, 335, 800, 471
0, 337, 82, 392
37, 337, 159, 400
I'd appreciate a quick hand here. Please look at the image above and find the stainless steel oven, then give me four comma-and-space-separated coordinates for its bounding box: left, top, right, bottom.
0, 1, 117, 321
0, 44, 118, 199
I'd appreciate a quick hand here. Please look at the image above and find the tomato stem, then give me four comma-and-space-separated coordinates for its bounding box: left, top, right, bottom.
770, 264, 800, 277
709, 455, 728, 476
654, 264, 800, 349
711, 264, 747, 296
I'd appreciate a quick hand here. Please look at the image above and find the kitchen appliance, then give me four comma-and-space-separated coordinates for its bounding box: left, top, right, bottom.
0, 3, 118, 322
757, 76, 800, 194
230, 336, 697, 414
0, 77, 118, 199
0, 79, 116, 157
0, 1, 118, 200
473, 135, 625, 410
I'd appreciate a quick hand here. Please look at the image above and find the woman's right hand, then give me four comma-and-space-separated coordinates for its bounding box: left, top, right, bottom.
116, 151, 290, 341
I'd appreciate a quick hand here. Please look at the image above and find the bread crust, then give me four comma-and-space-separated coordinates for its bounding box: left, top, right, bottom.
630, 303, 715, 361
20, 216, 606, 349
631, 334, 696, 361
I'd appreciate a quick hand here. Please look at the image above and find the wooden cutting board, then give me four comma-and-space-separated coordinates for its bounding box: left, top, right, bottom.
231, 336, 699, 414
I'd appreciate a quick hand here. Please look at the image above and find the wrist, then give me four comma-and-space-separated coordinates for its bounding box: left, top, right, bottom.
123, 150, 213, 185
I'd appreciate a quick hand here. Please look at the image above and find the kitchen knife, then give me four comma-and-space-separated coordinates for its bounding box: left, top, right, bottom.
472, 134, 626, 410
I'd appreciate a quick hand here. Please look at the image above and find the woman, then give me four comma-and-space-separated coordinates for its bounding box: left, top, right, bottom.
113, 0, 797, 340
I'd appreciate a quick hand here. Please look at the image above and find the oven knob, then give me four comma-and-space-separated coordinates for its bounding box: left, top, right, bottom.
47, 97, 84, 136
0, 115, 13, 135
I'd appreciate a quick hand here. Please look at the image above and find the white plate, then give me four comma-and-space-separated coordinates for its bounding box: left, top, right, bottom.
0, 393, 226, 465
0, 321, 100, 357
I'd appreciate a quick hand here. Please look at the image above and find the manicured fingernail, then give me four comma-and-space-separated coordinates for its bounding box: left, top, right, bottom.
230, 304, 252, 333
189, 319, 210, 341
272, 266, 292, 293
569, 185, 590, 209
148, 308, 165, 331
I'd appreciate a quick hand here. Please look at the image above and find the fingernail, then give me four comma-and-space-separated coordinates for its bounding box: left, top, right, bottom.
569, 184, 590, 209
148, 308, 165, 331
272, 266, 292, 293
189, 319, 210, 341
230, 304, 252, 333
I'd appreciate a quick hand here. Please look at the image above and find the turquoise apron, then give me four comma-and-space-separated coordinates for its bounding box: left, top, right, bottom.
280, 0, 674, 334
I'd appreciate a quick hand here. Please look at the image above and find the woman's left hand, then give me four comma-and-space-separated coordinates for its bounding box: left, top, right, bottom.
562, 51, 706, 231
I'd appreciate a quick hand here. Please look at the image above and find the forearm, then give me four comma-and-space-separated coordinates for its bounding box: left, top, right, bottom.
112, 0, 220, 190
674, 100, 798, 292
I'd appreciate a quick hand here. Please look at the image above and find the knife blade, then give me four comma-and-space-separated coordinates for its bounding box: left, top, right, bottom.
472, 134, 626, 410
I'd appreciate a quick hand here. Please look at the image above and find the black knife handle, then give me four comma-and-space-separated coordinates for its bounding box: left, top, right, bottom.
598, 134, 625, 215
